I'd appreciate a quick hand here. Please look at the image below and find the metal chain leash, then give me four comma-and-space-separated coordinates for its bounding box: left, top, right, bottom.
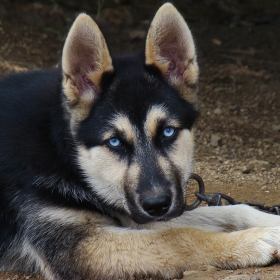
185, 173, 280, 215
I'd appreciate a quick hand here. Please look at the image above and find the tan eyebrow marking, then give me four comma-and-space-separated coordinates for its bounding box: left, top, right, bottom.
145, 105, 179, 139
103, 114, 137, 144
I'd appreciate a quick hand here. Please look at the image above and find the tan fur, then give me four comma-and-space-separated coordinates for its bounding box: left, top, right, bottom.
145, 3, 198, 103
37, 206, 88, 226
170, 129, 195, 184
62, 13, 113, 127
144, 105, 167, 139
77, 143, 143, 215
125, 161, 141, 195
109, 114, 137, 144
77, 145, 130, 211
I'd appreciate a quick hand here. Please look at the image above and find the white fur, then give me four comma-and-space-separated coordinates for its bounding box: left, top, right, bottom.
120, 204, 280, 232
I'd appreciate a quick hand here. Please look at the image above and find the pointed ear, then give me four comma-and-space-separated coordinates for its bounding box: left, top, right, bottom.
145, 3, 199, 102
62, 13, 113, 124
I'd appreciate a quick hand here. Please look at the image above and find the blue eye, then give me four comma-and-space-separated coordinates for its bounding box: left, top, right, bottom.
163, 127, 175, 137
108, 138, 121, 147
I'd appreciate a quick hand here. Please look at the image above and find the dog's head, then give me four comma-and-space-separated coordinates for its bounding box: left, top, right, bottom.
62, 3, 199, 224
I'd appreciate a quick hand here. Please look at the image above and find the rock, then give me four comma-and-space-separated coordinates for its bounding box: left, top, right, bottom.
210, 134, 222, 147
251, 175, 257, 181
272, 167, 280, 173
214, 107, 222, 115
250, 275, 261, 280
242, 165, 252, 174
249, 160, 270, 170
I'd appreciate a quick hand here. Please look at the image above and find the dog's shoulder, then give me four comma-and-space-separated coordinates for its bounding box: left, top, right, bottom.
0, 69, 61, 105
0, 69, 78, 188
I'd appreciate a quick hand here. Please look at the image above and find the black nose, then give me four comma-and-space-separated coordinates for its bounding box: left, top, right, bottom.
141, 195, 171, 217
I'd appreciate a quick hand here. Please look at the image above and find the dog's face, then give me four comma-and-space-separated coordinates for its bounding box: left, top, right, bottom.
62, 3, 199, 224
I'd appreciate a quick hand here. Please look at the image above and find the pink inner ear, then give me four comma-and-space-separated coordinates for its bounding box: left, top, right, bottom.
162, 45, 186, 80
75, 70, 98, 95
82, 74, 98, 91
164, 57, 186, 80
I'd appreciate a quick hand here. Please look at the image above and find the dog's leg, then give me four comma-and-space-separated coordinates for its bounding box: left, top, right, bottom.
21, 206, 280, 280
120, 205, 280, 232
172, 205, 280, 232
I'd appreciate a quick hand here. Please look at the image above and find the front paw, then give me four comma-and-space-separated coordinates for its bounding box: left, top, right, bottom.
216, 227, 280, 269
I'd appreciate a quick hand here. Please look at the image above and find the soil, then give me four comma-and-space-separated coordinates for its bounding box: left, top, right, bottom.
0, 0, 280, 279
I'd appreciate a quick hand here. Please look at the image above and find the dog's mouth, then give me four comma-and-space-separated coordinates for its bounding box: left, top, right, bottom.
131, 204, 185, 224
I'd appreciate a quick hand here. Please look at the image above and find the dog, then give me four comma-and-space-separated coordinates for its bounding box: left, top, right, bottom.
1, 3, 280, 280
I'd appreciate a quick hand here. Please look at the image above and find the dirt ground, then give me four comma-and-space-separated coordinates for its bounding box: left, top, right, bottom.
0, 0, 280, 279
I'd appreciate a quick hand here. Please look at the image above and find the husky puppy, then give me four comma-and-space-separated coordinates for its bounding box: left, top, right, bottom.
1, 3, 280, 280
